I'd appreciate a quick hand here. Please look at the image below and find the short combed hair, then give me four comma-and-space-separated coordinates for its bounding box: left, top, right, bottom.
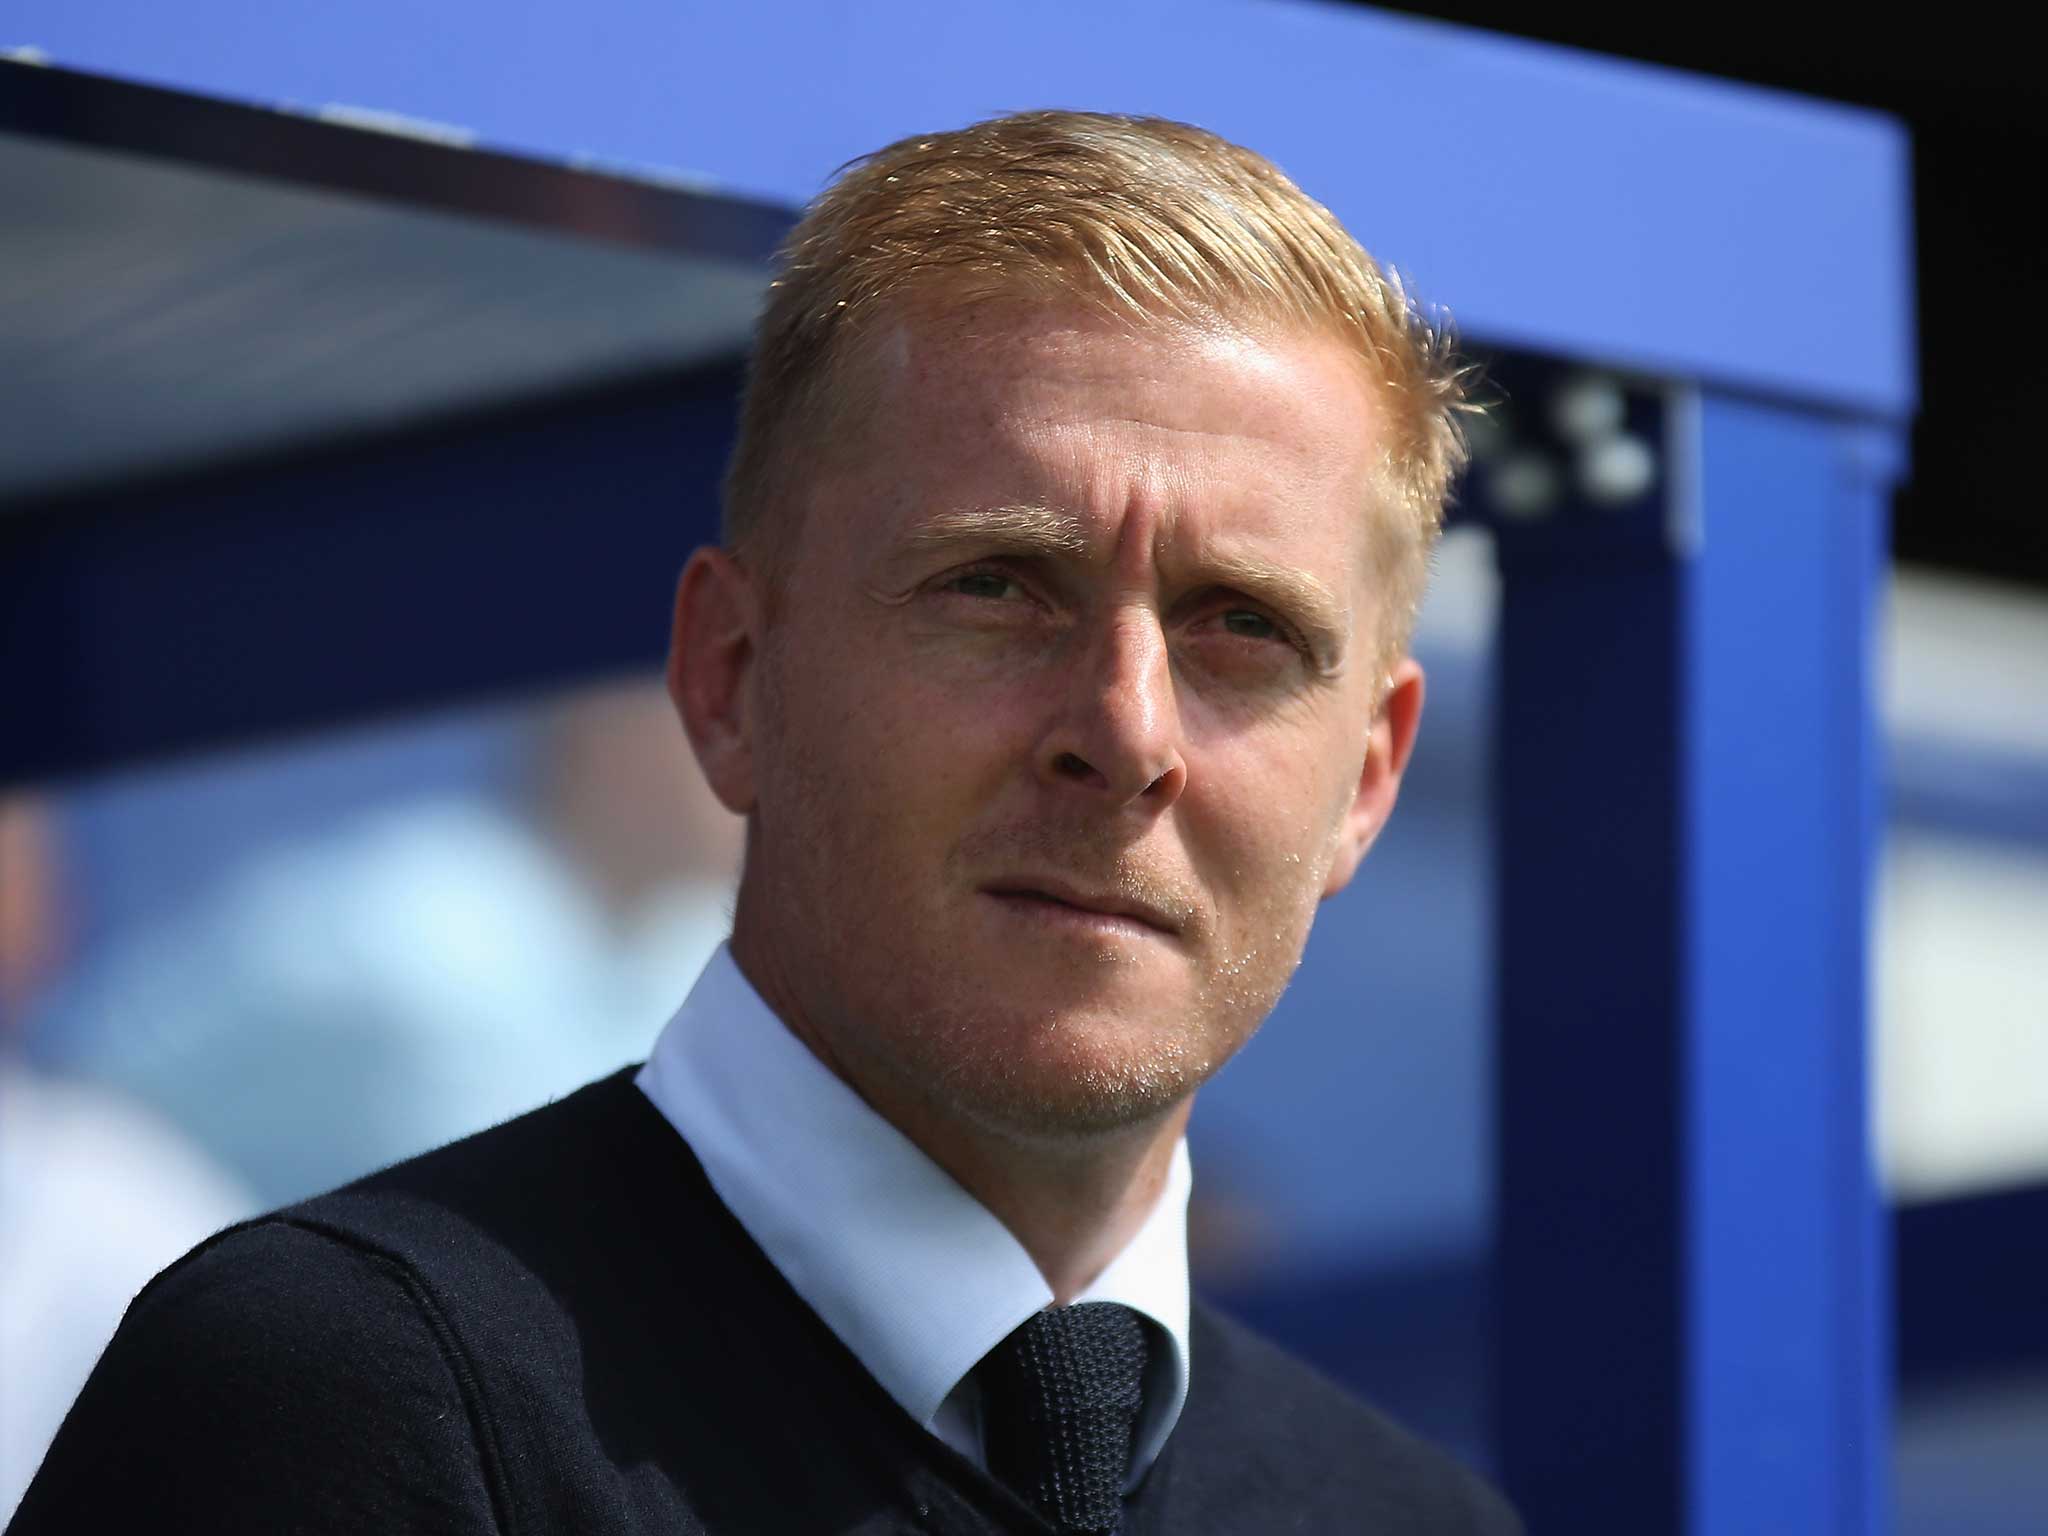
722, 109, 1478, 664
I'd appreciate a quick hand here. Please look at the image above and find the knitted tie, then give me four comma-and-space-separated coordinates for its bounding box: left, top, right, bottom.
977, 1302, 1150, 1535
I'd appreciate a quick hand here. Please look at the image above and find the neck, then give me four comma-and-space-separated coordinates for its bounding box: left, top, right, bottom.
898, 1094, 1190, 1304
728, 926, 1189, 1304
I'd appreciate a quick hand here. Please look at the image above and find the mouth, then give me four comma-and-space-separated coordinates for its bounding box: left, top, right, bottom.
979, 877, 1185, 940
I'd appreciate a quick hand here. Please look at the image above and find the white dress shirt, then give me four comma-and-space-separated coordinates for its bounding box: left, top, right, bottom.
636, 945, 1193, 1487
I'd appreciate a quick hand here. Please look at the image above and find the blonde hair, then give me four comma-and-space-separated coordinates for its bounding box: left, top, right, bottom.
723, 109, 1478, 660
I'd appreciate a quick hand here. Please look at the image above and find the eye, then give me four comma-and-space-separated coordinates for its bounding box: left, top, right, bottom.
1190, 597, 1313, 674
943, 567, 1024, 601
1221, 608, 1281, 641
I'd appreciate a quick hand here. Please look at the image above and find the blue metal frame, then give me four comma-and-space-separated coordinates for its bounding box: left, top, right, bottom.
1685, 399, 1892, 1536
1491, 420, 1690, 1522
3, 6, 1919, 1531
1492, 391, 1895, 1534
0, 59, 792, 265
1, 368, 737, 784
0, 58, 781, 786
6, 0, 1912, 418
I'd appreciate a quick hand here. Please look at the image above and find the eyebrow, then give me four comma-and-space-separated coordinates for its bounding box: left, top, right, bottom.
901, 502, 1352, 674
901, 503, 1090, 557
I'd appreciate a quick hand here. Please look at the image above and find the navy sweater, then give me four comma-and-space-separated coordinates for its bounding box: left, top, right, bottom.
13, 1069, 1519, 1534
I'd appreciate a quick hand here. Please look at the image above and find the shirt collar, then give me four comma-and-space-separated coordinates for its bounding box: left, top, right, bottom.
635, 945, 1192, 1479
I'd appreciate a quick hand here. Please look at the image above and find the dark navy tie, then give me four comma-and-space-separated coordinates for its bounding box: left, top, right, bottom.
978, 1302, 1150, 1535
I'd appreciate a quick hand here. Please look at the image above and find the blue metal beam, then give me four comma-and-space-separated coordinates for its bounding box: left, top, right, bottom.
0, 58, 792, 266
1493, 394, 1894, 1533
0, 368, 737, 787
5, 0, 1913, 419
1685, 398, 1892, 1536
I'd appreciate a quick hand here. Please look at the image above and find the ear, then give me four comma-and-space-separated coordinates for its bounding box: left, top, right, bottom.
1321, 656, 1425, 898
666, 547, 761, 815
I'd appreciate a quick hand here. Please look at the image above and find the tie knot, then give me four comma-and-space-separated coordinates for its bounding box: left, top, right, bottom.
978, 1302, 1150, 1535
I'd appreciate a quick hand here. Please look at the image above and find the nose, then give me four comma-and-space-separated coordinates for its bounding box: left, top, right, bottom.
1036, 608, 1188, 810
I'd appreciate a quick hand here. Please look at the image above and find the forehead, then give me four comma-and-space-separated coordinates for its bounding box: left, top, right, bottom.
819, 301, 1387, 547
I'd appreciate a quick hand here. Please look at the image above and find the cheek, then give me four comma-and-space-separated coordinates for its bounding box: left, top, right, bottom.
1196, 743, 1351, 929
761, 643, 1026, 860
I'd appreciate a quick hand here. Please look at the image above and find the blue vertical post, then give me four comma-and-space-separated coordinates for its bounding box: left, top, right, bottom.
1494, 390, 1896, 1534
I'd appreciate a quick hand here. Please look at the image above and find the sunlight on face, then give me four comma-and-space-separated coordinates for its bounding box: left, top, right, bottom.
735, 303, 1407, 1142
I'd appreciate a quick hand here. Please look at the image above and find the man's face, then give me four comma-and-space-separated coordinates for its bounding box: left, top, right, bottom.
702, 301, 1419, 1143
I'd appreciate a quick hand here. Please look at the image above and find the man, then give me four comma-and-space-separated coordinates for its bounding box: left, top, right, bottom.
12, 112, 1517, 1533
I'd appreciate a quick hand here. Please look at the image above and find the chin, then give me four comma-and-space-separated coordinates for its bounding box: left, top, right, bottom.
950, 1061, 1205, 1144
893, 985, 1239, 1143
